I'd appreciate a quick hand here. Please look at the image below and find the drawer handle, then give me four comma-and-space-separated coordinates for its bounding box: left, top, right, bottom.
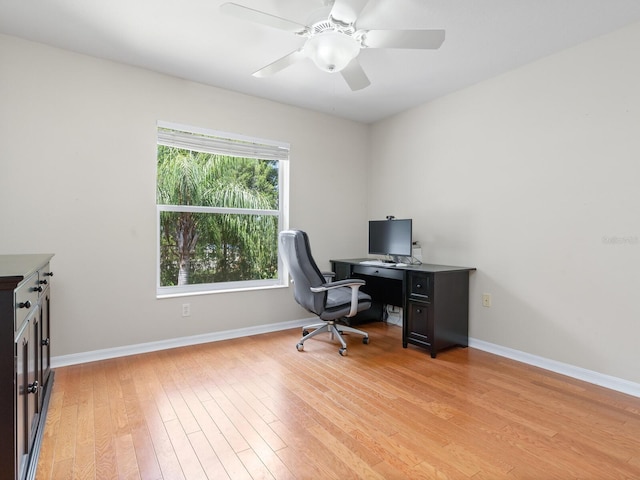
27, 381, 39, 394
42, 338, 50, 347
39, 279, 48, 285
416, 284, 422, 288
416, 308, 422, 313
33, 286, 43, 293
44, 272, 54, 277
19, 301, 31, 309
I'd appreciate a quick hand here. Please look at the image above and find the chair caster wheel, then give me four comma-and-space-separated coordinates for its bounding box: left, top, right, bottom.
302, 330, 309, 336
339, 348, 347, 356
296, 343, 304, 351
363, 337, 369, 345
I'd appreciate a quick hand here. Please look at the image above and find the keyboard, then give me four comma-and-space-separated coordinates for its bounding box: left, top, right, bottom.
359, 260, 395, 266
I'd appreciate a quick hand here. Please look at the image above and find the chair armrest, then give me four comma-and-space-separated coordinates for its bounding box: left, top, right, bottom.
310, 278, 365, 291
290, 270, 335, 284
310, 278, 366, 317
322, 271, 335, 282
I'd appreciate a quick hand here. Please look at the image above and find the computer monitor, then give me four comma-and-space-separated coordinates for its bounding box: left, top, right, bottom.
368, 219, 412, 262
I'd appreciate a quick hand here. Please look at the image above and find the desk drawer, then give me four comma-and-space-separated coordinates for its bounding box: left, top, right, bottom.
409, 273, 431, 300
406, 301, 432, 347
352, 265, 404, 281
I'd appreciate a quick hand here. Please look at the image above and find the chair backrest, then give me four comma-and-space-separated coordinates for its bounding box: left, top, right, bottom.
278, 230, 327, 315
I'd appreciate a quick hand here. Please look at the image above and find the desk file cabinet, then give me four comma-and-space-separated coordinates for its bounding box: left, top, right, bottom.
332, 259, 474, 358
405, 270, 472, 357
0, 254, 55, 480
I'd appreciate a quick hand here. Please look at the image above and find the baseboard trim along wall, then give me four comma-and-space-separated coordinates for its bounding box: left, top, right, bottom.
469, 338, 640, 399
52, 318, 312, 369
52, 320, 639, 399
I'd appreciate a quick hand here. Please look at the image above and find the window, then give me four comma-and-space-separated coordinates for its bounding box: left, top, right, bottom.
156, 122, 289, 296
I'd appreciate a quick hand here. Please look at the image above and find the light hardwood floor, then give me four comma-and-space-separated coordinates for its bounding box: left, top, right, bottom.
36, 322, 640, 479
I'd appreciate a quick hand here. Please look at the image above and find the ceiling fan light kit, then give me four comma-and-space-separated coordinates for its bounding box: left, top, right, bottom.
304, 30, 361, 73
220, 0, 445, 90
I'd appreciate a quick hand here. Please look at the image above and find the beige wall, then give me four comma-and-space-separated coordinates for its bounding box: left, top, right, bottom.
3, 21, 639, 386
370, 22, 640, 384
0, 34, 370, 357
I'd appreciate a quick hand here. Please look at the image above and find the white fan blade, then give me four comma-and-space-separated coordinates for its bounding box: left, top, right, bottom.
330, 0, 370, 26
253, 49, 307, 77
220, 3, 308, 34
363, 29, 445, 49
340, 58, 371, 91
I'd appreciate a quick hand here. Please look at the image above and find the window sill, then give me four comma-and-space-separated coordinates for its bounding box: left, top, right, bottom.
156, 282, 288, 299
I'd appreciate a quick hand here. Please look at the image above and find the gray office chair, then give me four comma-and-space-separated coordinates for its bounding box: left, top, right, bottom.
279, 229, 371, 356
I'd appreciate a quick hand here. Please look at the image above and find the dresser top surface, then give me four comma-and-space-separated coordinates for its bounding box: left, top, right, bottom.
0, 254, 54, 280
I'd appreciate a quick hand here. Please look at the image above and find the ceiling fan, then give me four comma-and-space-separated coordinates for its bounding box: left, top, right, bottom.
220, 0, 445, 91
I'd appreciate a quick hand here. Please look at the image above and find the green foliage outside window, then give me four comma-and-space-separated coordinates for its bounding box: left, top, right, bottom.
157, 145, 280, 287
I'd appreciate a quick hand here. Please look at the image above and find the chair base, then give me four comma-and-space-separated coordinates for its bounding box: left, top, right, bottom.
296, 320, 369, 356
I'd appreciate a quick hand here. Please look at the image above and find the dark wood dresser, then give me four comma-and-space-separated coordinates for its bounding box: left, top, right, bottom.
0, 255, 54, 480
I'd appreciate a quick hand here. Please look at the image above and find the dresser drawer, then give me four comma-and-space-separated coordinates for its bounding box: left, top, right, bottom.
38, 263, 53, 295
408, 273, 431, 300
14, 272, 40, 330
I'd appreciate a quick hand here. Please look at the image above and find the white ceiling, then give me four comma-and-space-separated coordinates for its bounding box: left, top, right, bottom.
2, 0, 640, 123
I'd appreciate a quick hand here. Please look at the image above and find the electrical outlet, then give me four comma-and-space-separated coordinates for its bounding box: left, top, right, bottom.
482, 294, 492, 308
182, 303, 191, 317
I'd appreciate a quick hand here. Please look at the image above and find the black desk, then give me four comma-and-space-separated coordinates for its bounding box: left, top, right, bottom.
331, 258, 475, 358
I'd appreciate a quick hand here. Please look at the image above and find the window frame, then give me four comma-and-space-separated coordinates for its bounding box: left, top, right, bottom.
156, 121, 289, 298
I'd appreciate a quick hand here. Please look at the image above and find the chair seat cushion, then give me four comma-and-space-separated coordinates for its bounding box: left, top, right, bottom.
320, 287, 372, 320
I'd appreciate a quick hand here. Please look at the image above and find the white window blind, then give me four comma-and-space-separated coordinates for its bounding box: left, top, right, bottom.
157, 121, 289, 161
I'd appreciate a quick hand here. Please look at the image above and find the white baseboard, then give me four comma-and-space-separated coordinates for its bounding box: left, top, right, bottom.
52, 321, 640, 399
51, 317, 312, 368
469, 338, 640, 399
